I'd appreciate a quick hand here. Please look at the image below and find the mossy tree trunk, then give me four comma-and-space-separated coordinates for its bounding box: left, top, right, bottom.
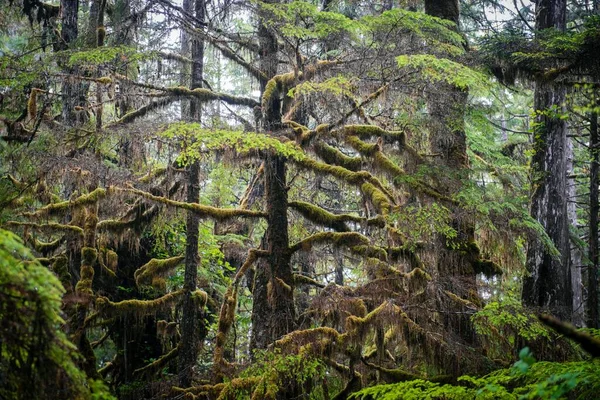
523, 0, 573, 320
588, 108, 599, 328
251, 0, 296, 352
178, 0, 205, 387
424, 0, 478, 347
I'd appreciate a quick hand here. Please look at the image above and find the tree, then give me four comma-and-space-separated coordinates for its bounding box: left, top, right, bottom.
2, 1, 600, 399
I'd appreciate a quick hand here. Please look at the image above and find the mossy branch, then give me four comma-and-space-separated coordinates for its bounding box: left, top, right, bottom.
115, 74, 259, 107
133, 345, 179, 377
26, 234, 64, 254
293, 274, 325, 288
213, 249, 268, 380
96, 289, 185, 317
119, 187, 267, 221
134, 256, 185, 287
105, 97, 175, 127
289, 231, 370, 254
5, 221, 84, 235
24, 188, 108, 217
289, 201, 363, 232
539, 314, 600, 357
313, 142, 362, 171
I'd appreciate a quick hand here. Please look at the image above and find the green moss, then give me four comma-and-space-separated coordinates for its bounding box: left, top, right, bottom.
122, 187, 267, 221
81, 247, 98, 265
6, 221, 84, 235
290, 231, 370, 253
351, 245, 388, 260
345, 135, 379, 155
30, 188, 107, 216
313, 142, 362, 171
361, 182, 391, 215
289, 200, 363, 232
293, 274, 325, 288
134, 256, 184, 287
96, 289, 185, 316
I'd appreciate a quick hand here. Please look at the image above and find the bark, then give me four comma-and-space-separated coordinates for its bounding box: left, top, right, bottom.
251, 154, 296, 350
178, 0, 205, 387
251, 0, 296, 353
523, 0, 572, 320
567, 136, 585, 326
588, 109, 599, 328
60, 0, 84, 125
424, 0, 477, 348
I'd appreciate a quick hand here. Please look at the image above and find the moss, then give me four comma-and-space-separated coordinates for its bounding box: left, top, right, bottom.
443, 290, 477, 309
105, 250, 118, 272
81, 247, 98, 265
28, 88, 40, 120
28, 188, 107, 216
165, 86, 259, 108
351, 245, 388, 261
51, 255, 71, 289
96, 76, 112, 84
191, 289, 208, 308
75, 265, 95, 296
121, 187, 267, 221
473, 259, 503, 278
289, 200, 363, 232
6, 221, 84, 235
133, 346, 179, 377
134, 256, 184, 287
290, 231, 370, 253
344, 125, 405, 143
313, 142, 362, 171
138, 167, 167, 183
293, 274, 325, 288
345, 135, 379, 155
361, 182, 391, 215
96, 289, 185, 316
26, 234, 63, 253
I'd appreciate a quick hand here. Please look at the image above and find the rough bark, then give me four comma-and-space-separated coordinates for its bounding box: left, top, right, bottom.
178, 0, 205, 387
588, 109, 599, 328
567, 136, 585, 326
250, 0, 296, 352
523, 0, 572, 320
424, 0, 477, 347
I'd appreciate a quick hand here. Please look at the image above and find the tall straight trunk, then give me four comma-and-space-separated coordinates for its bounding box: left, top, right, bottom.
60, 0, 81, 124
567, 136, 585, 326
523, 0, 572, 319
424, 1, 478, 350
178, 0, 205, 387
588, 109, 599, 328
250, 0, 296, 351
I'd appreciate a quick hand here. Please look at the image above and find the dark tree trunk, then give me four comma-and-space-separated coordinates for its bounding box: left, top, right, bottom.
425, 0, 459, 25
251, 155, 296, 350
60, 0, 83, 125
424, 0, 478, 351
588, 109, 599, 328
251, 1, 296, 352
178, 0, 205, 387
523, 0, 572, 320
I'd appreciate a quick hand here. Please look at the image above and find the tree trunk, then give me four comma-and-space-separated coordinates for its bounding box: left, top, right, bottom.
567, 136, 585, 326
588, 109, 599, 328
523, 0, 572, 319
178, 0, 205, 387
424, 0, 478, 351
250, 0, 296, 352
